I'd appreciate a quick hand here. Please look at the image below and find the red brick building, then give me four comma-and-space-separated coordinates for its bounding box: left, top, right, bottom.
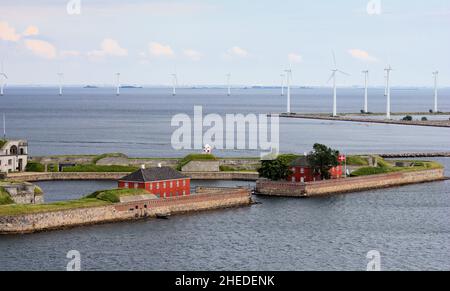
288, 156, 343, 183
118, 166, 191, 198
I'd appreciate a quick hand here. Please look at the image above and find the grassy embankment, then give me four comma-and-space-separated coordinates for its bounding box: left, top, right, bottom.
350, 157, 443, 177
0, 188, 148, 216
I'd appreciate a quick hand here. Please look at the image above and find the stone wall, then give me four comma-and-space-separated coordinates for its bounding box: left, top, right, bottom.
186, 172, 259, 181
0, 189, 252, 234
256, 169, 445, 198
7, 172, 130, 182
182, 161, 220, 172
2, 184, 43, 204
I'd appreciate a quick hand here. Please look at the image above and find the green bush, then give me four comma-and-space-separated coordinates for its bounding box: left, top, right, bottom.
346, 156, 369, 166
402, 115, 413, 121
62, 165, 138, 173
86, 188, 149, 203
0, 187, 14, 205
177, 154, 217, 171
26, 162, 46, 172
421, 117, 428, 121
350, 167, 391, 177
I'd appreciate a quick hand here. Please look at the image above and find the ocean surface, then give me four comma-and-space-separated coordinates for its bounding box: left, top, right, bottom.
1, 87, 449, 157
0, 158, 449, 271
1, 87, 450, 271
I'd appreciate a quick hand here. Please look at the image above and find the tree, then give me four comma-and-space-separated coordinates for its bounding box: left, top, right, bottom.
258, 154, 298, 181
307, 143, 339, 180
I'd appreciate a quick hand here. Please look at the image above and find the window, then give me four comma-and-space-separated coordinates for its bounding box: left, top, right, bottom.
176, 180, 180, 187
163, 182, 166, 189
183, 180, 186, 186
134, 183, 138, 189
300, 168, 305, 174
170, 181, 173, 188
156, 183, 160, 190
8, 159, 12, 165
292, 177, 296, 182
124, 182, 129, 188
163, 192, 166, 198
292, 167, 296, 173
301, 177, 305, 183
150, 183, 153, 190
183, 190, 186, 196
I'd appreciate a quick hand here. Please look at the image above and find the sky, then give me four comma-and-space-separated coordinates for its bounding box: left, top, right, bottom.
0, 0, 449, 87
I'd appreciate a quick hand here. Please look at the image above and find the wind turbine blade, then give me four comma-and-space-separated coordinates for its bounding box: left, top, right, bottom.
332, 51, 337, 68
326, 72, 335, 84
337, 70, 350, 76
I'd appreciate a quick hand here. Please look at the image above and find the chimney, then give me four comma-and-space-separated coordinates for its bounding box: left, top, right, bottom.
141, 164, 146, 169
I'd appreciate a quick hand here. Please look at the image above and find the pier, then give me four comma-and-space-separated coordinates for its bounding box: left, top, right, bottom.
276, 112, 450, 128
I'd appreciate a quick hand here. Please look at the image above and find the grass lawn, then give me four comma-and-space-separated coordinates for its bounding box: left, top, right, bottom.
62, 164, 138, 173
86, 188, 150, 203
0, 198, 111, 216
350, 160, 443, 177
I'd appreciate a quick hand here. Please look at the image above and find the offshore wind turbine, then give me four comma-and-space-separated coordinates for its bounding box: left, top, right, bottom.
0, 62, 8, 96
327, 52, 349, 117
284, 68, 292, 113
226, 73, 231, 96
362, 70, 369, 113
171, 73, 178, 96
432, 71, 439, 113
384, 65, 393, 119
57, 72, 64, 96
280, 74, 285, 96
115, 73, 121, 96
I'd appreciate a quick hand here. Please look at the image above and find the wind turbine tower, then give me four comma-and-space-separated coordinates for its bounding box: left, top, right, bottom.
116, 73, 121, 96
284, 69, 292, 113
362, 70, 369, 113
57, 72, 64, 96
280, 74, 285, 96
384, 65, 393, 119
327, 52, 349, 117
171, 73, 178, 96
226, 73, 231, 96
0, 62, 8, 96
432, 71, 439, 113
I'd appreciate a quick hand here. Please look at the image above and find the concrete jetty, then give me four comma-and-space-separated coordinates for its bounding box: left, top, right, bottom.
276, 113, 450, 128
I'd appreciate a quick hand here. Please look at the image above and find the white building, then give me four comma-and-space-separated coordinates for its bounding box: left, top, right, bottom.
0, 140, 28, 173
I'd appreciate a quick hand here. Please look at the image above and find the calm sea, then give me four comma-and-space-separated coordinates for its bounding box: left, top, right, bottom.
1, 87, 449, 157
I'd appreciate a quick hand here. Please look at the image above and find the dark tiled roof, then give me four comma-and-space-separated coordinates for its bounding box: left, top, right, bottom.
290, 156, 311, 167
120, 167, 187, 182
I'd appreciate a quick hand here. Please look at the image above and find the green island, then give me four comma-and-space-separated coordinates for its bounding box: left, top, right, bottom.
0, 188, 149, 216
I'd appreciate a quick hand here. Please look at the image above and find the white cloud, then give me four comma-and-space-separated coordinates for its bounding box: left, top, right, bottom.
24, 39, 57, 59
227, 46, 249, 58
148, 42, 174, 57
288, 53, 303, 64
183, 49, 202, 61
348, 49, 378, 62
0, 21, 21, 42
88, 39, 128, 59
23, 25, 39, 37
60, 50, 81, 57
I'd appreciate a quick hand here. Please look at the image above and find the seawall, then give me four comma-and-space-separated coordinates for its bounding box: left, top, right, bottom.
0, 188, 252, 234
256, 169, 445, 197
6, 171, 259, 182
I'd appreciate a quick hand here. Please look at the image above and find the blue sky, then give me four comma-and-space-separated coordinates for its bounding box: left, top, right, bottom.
0, 0, 449, 86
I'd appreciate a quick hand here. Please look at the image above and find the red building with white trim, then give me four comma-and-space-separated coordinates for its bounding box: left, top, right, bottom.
118, 166, 191, 198
288, 156, 343, 183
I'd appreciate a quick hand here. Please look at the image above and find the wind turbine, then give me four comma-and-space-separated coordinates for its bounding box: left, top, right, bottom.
171, 73, 178, 96
57, 72, 64, 96
384, 65, 393, 119
115, 73, 121, 96
226, 73, 231, 96
280, 74, 285, 96
432, 71, 439, 113
0, 62, 8, 96
284, 68, 292, 113
327, 52, 349, 117
362, 70, 369, 113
